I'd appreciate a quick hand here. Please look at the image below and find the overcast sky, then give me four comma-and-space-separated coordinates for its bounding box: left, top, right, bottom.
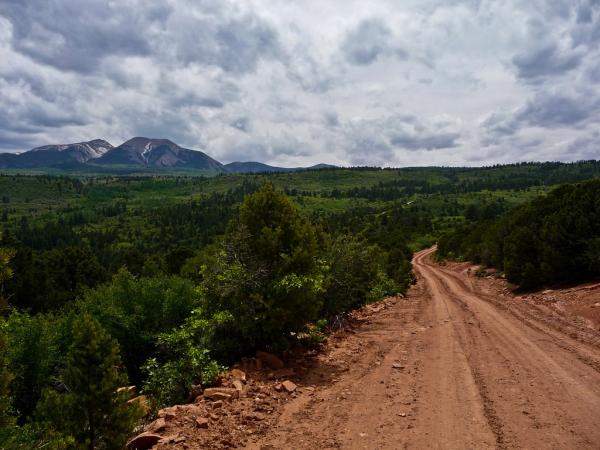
0, 0, 599, 166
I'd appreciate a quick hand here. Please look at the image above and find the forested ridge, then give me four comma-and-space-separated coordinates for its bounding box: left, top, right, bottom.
0, 163, 599, 447
438, 178, 600, 288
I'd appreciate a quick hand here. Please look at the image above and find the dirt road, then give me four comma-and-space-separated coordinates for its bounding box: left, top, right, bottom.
246, 248, 600, 450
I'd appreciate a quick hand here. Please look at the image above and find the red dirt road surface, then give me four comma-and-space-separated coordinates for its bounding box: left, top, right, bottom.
244, 247, 600, 450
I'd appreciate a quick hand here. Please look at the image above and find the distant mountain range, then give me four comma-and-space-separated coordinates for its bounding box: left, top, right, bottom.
223, 161, 335, 173
0, 139, 113, 168
0, 137, 336, 173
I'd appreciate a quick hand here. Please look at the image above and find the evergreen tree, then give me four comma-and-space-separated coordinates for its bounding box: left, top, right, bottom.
0, 243, 15, 312
37, 314, 141, 449
205, 183, 326, 353
0, 242, 15, 436
0, 325, 14, 432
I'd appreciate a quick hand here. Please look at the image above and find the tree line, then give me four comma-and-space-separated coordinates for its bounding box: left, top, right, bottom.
437, 178, 600, 288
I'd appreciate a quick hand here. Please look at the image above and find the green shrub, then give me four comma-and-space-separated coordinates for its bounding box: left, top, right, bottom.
367, 270, 399, 303
4, 311, 72, 421
78, 270, 202, 384
322, 235, 389, 317
142, 309, 228, 407
436, 179, 600, 288
297, 319, 329, 347
0, 322, 14, 436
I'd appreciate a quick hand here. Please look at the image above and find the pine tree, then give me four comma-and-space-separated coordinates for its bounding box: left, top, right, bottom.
0, 244, 15, 312
37, 314, 141, 449
0, 243, 15, 437
0, 326, 14, 431
207, 183, 326, 351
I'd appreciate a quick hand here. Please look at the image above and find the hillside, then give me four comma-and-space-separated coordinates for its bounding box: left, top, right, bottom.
224, 161, 337, 173
437, 178, 600, 288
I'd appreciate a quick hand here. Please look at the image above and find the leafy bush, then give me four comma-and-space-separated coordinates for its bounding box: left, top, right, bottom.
4, 311, 73, 421
142, 309, 228, 407
297, 319, 329, 347
1, 422, 76, 450
367, 270, 399, 303
0, 245, 15, 312
0, 322, 14, 434
78, 270, 202, 384
322, 235, 382, 317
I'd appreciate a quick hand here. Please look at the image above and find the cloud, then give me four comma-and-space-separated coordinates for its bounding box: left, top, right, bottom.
0, 77, 89, 145
340, 19, 407, 66
483, 88, 600, 144
567, 130, 600, 159
0, 0, 162, 72
345, 135, 395, 166
0, 0, 282, 74
359, 114, 465, 152
230, 117, 251, 133
339, 114, 462, 166
0, 0, 598, 166
390, 132, 460, 151
585, 61, 600, 83
577, 3, 594, 23
518, 91, 599, 127
512, 43, 582, 81
165, 1, 282, 73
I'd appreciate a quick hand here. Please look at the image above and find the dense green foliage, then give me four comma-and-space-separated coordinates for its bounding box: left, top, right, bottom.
0, 326, 13, 433
78, 271, 202, 384
0, 245, 13, 433
141, 309, 228, 407
323, 235, 399, 318
203, 183, 327, 353
3, 162, 597, 313
438, 179, 600, 288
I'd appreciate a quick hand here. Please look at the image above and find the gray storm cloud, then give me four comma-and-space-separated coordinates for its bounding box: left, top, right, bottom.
0, 0, 599, 166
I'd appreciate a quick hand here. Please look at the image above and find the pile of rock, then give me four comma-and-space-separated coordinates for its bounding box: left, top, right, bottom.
127, 351, 301, 450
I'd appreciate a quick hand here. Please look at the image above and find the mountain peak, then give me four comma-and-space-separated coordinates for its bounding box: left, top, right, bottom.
29, 139, 112, 153
95, 137, 223, 170
10, 139, 114, 165
123, 137, 177, 148
87, 139, 113, 147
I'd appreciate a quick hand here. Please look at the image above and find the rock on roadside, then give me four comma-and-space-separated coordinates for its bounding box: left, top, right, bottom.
202, 387, 240, 401
282, 380, 297, 393
256, 351, 285, 369
127, 432, 162, 450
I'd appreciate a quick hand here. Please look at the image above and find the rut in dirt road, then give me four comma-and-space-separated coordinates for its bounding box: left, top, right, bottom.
246, 248, 600, 450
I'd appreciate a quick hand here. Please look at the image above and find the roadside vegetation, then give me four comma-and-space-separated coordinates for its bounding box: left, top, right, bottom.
437, 178, 600, 288
0, 162, 599, 447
